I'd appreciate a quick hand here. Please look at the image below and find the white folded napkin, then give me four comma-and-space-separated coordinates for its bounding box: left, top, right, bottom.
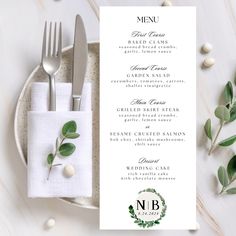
27, 82, 92, 198
31, 82, 91, 111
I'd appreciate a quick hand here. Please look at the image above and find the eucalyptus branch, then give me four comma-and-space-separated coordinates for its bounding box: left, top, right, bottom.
208, 121, 224, 155
47, 137, 65, 180
217, 156, 236, 195
204, 81, 236, 155
46, 120, 80, 180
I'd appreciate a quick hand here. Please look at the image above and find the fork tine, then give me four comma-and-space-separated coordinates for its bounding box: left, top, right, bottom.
57, 22, 62, 58
53, 22, 57, 56
41, 21, 47, 62
48, 22, 52, 56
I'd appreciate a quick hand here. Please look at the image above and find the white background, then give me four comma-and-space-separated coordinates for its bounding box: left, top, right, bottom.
0, 0, 235, 235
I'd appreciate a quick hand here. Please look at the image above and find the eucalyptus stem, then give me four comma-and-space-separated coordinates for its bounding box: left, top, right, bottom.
208, 121, 224, 155
219, 187, 226, 195
47, 137, 65, 180
219, 177, 236, 195
47, 165, 54, 180
47, 152, 57, 180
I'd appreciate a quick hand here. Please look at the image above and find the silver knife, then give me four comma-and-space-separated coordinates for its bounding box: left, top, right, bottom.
72, 15, 88, 111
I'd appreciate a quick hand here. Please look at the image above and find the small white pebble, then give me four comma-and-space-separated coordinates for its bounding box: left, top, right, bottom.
162, 0, 172, 6
45, 218, 55, 229
203, 57, 215, 68
202, 42, 213, 53
63, 164, 75, 178
196, 222, 200, 230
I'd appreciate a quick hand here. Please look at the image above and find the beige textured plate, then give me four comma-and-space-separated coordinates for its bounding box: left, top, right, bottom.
14, 43, 99, 209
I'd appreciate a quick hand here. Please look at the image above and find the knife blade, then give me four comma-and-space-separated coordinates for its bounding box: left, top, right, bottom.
72, 15, 88, 111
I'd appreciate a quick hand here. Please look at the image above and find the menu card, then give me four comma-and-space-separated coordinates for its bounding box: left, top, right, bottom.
100, 6, 196, 230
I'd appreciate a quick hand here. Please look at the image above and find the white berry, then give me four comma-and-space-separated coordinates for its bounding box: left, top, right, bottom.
202, 43, 213, 53
63, 164, 75, 178
203, 57, 215, 68
162, 0, 172, 6
45, 218, 55, 229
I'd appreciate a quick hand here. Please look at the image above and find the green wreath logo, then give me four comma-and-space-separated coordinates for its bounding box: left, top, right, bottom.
128, 188, 167, 228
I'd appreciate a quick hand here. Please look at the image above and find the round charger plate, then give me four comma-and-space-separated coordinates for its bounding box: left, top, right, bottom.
14, 42, 99, 209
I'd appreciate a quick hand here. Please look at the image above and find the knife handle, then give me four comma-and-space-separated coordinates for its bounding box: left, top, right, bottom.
72, 96, 81, 111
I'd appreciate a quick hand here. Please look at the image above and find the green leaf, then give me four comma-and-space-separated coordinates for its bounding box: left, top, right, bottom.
59, 143, 76, 156
219, 135, 236, 146
204, 119, 212, 140
47, 153, 54, 165
224, 81, 233, 104
226, 188, 236, 194
64, 133, 80, 139
227, 155, 236, 180
62, 120, 77, 136
218, 166, 229, 187
229, 102, 236, 122
214, 105, 230, 122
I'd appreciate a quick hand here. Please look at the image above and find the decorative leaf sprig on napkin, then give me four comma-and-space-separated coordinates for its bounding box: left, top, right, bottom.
204, 81, 236, 155
217, 155, 236, 194
47, 120, 80, 180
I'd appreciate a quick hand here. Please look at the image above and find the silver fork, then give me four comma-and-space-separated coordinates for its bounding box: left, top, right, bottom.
41, 22, 62, 111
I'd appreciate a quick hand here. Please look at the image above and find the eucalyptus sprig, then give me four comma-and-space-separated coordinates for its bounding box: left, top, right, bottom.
47, 120, 80, 180
217, 155, 236, 195
204, 81, 236, 155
